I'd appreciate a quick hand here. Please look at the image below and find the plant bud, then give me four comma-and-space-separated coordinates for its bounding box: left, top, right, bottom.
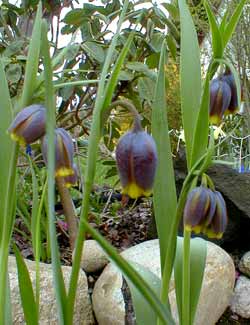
115, 123, 157, 199
222, 71, 238, 115
8, 104, 46, 146
64, 163, 78, 188
209, 78, 231, 125
204, 191, 228, 239
183, 186, 210, 233
41, 128, 74, 177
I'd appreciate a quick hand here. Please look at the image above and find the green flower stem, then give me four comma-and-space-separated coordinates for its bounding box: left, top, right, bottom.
182, 228, 191, 325
54, 79, 100, 89
158, 151, 209, 325
41, 20, 67, 323
66, 2, 130, 323
56, 178, 78, 250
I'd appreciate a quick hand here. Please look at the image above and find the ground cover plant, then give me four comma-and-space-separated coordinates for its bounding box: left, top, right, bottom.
0, 0, 247, 324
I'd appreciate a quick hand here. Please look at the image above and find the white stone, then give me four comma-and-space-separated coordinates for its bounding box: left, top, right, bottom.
81, 240, 109, 273
239, 252, 250, 277
8, 256, 94, 324
92, 239, 235, 325
231, 275, 250, 318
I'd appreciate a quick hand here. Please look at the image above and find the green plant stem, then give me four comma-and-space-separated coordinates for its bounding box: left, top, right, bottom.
66, 1, 131, 322
41, 20, 67, 323
54, 79, 100, 89
56, 178, 78, 250
182, 229, 191, 325
158, 150, 210, 325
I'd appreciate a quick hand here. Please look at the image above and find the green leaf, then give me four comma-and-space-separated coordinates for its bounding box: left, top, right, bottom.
166, 35, 177, 60
81, 41, 105, 63
149, 32, 165, 53
0, 59, 14, 233
62, 9, 86, 25
204, 1, 223, 58
118, 70, 134, 81
162, 3, 179, 20
20, 1, 42, 109
174, 237, 207, 324
191, 73, 210, 167
6, 63, 22, 83
13, 245, 38, 325
41, 20, 67, 323
138, 77, 155, 103
222, 0, 246, 48
178, 0, 202, 170
125, 262, 161, 325
152, 42, 177, 273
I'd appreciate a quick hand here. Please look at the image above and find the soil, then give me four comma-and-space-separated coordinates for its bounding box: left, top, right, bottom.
13, 191, 250, 324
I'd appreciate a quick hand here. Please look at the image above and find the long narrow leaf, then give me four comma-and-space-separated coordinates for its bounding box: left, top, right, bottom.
67, 2, 131, 323
13, 245, 38, 325
0, 58, 15, 325
222, 0, 246, 48
178, 0, 202, 170
174, 237, 207, 324
191, 73, 210, 165
152, 41, 177, 273
204, 1, 223, 58
0, 59, 14, 236
20, 2, 42, 109
41, 20, 67, 323
125, 263, 162, 325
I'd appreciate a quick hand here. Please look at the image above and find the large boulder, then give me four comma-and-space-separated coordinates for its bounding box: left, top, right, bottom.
9, 256, 94, 324
92, 239, 235, 325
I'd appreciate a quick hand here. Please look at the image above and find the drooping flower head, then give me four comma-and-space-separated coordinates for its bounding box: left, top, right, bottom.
116, 117, 157, 199
184, 186, 227, 239
209, 78, 231, 125
8, 104, 46, 146
222, 69, 239, 115
41, 128, 74, 177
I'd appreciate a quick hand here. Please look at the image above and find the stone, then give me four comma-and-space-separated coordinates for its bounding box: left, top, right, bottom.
239, 252, 250, 277
81, 240, 109, 273
92, 239, 235, 325
8, 255, 94, 324
230, 276, 250, 318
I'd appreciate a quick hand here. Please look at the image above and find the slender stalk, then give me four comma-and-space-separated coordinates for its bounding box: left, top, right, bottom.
54, 80, 100, 89
56, 178, 78, 250
41, 20, 67, 323
182, 229, 191, 325
66, 2, 130, 322
158, 151, 209, 325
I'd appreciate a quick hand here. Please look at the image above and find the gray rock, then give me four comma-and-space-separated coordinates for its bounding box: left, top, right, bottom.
92, 239, 235, 325
81, 240, 109, 273
230, 275, 250, 318
239, 252, 250, 277
8, 256, 94, 324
